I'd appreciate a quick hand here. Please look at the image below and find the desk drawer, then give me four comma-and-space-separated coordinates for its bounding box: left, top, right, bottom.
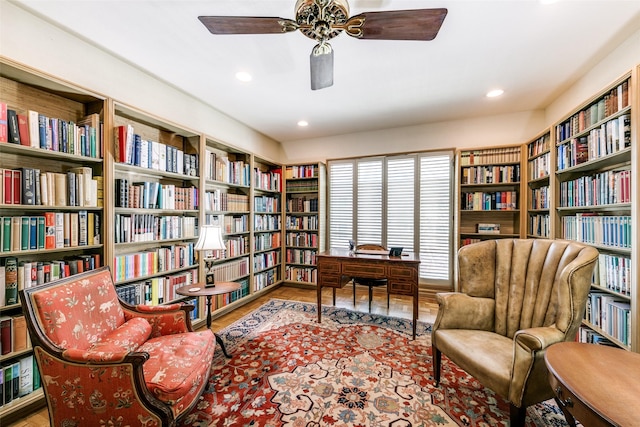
341, 262, 386, 278
318, 259, 341, 274
319, 274, 345, 288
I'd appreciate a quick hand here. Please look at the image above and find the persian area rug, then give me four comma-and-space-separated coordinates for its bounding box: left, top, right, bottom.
179, 299, 568, 427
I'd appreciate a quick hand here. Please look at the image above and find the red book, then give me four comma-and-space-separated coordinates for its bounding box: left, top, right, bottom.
44, 212, 56, 249
3, 169, 12, 204
0, 102, 7, 143
0, 317, 12, 355
116, 125, 128, 163
17, 114, 30, 146
12, 170, 22, 205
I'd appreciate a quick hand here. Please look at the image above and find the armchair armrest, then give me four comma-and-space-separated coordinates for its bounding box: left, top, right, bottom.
433, 293, 495, 331
123, 302, 194, 337
514, 326, 565, 352
62, 347, 150, 364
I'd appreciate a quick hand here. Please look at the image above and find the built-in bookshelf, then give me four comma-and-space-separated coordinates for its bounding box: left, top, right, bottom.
553, 72, 636, 352
203, 139, 252, 310
284, 163, 326, 286
252, 157, 282, 293
526, 131, 553, 238
0, 61, 106, 420
110, 103, 201, 315
457, 146, 524, 248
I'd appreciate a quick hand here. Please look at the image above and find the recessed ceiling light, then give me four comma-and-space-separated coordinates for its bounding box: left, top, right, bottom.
297, 120, 309, 127
486, 89, 504, 98
235, 71, 252, 82
540, 0, 558, 4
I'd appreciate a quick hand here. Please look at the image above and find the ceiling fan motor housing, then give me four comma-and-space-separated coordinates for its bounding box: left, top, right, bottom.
295, 0, 350, 41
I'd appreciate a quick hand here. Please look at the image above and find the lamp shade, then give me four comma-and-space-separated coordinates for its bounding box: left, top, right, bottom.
194, 225, 225, 251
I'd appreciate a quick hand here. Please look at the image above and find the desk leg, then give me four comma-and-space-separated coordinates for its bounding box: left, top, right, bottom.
413, 282, 418, 340
215, 333, 232, 358
317, 284, 322, 323
554, 397, 577, 427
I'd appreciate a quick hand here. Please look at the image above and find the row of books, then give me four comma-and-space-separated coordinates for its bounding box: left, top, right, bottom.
285, 180, 318, 192
115, 125, 199, 176
460, 147, 521, 166
578, 326, 616, 347
285, 215, 319, 231
285, 164, 319, 179
286, 231, 318, 248
460, 238, 482, 246
529, 186, 549, 210
115, 269, 198, 306
594, 253, 632, 296
254, 232, 281, 252
558, 169, 631, 207
254, 167, 282, 192
254, 268, 278, 291
211, 257, 249, 282
115, 179, 198, 210
0, 102, 101, 158
254, 214, 281, 232
0, 315, 28, 356
114, 214, 197, 244
1, 212, 101, 253
585, 292, 631, 347
460, 165, 520, 184
212, 278, 250, 310
222, 215, 249, 234
286, 197, 318, 213
205, 190, 249, 212
1, 167, 100, 208
527, 152, 550, 179
254, 195, 280, 213
1, 255, 101, 307
285, 265, 317, 283
561, 214, 632, 249
460, 191, 518, 211
1, 355, 41, 407
112, 244, 196, 283
528, 214, 550, 238
253, 250, 280, 272
204, 151, 250, 186
223, 235, 250, 258
286, 248, 317, 266
556, 114, 631, 171
476, 223, 500, 235
527, 134, 551, 158
556, 79, 629, 142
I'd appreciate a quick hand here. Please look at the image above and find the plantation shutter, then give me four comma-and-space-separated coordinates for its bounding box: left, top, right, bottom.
328, 161, 353, 249
419, 153, 453, 282
387, 156, 415, 252
356, 159, 383, 245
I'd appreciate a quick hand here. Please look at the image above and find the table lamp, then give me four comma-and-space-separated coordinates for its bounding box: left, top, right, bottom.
194, 225, 225, 287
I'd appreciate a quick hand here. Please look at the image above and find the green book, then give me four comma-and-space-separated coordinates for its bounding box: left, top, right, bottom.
37, 215, 45, 249
4, 257, 18, 305
21, 216, 30, 251
2, 217, 10, 252
3, 364, 12, 405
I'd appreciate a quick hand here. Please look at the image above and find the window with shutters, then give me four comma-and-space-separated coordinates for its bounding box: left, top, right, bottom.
327, 151, 454, 287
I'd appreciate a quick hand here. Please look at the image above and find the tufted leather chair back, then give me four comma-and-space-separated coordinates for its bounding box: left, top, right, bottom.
458, 239, 595, 340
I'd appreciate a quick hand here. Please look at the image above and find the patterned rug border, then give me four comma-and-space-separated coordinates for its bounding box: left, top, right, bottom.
216, 298, 433, 355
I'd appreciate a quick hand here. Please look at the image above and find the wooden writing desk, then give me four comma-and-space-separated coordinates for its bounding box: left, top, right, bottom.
545, 342, 640, 427
317, 248, 420, 339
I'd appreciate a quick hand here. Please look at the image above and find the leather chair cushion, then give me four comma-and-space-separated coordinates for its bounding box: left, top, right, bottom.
434, 329, 513, 397
139, 330, 216, 409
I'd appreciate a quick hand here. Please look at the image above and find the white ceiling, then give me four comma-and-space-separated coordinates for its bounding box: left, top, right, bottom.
12, 0, 640, 143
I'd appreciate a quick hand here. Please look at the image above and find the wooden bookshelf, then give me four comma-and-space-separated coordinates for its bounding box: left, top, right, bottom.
526, 131, 553, 238
284, 163, 326, 286
553, 71, 637, 352
0, 59, 106, 421
457, 145, 525, 249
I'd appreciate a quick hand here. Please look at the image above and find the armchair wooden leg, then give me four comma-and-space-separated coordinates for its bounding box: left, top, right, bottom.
353, 279, 356, 306
368, 286, 373, 312
509, 403, 527, 427
432, 344, 442, 386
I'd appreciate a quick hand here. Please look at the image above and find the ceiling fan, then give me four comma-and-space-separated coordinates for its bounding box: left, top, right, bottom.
198, 0, 447, 90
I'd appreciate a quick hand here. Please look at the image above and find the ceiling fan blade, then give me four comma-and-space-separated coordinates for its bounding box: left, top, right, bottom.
345, 8, 447, 40
310, 43, 334, 90
198, 16, 298, 35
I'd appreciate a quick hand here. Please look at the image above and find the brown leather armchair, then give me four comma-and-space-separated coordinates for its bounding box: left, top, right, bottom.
432, 239, 598, 426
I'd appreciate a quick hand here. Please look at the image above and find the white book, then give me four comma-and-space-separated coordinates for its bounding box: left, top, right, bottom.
140, 139, 149, 169
27, 110, 40, 148
55, 212, 64, 248
18, 355, 33, 397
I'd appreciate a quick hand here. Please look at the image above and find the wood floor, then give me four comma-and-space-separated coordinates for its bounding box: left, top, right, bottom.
6, 284, 439, 427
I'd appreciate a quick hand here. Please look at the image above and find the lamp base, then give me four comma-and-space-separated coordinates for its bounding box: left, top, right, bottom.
204, 260, 216, 288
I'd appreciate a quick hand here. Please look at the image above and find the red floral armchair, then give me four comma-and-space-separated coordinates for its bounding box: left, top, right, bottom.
20, 266, 216, 427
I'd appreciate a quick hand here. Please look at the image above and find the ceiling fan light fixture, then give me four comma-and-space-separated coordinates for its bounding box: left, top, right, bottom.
235, 71, 253, 82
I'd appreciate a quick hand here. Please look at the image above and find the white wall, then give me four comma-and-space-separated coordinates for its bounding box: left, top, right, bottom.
0, 1, 284, 162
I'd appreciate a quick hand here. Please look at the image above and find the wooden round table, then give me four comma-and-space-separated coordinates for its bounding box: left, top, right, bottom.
176, 281, 241, 358
545, 341, 640, 427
